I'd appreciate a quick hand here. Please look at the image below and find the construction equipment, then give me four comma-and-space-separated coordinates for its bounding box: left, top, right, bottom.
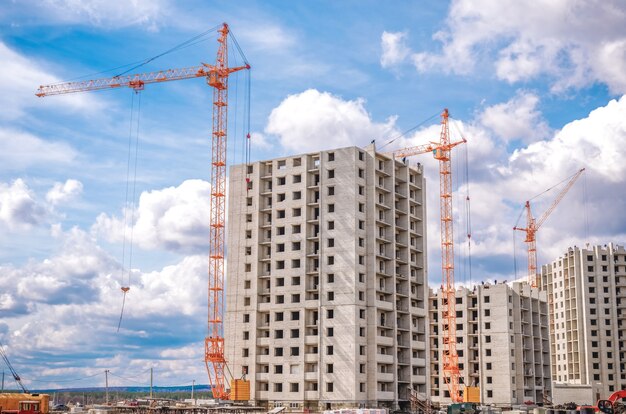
387, 109, 466, 402
36, 23, 250, 400
447, 403, 478, 414
578, 390, 626, 414
513, 168, 585, 288
0, 342, 27, 393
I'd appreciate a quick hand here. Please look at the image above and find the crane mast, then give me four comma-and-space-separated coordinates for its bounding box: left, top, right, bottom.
205, 23, 233, 401
386, 109, 465, 402
36, 23, 249, 400
435, 109, 462, 403
514, 168, 585, 288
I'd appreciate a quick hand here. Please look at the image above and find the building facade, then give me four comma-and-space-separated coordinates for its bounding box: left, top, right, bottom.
429, 282, 551, 406
541, 243, 626, 400
224, 144, 430, 410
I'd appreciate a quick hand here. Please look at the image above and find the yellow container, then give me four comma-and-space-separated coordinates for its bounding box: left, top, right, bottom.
463, 386, 480, 403
230, 379, 250, 401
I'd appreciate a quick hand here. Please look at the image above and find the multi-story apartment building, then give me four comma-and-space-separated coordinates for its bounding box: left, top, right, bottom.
429, 282, 551, 406
541, 243, 626, 400
224, 144, 430, 410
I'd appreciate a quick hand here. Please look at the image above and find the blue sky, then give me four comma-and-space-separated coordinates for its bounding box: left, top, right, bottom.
1, 0, 625, 390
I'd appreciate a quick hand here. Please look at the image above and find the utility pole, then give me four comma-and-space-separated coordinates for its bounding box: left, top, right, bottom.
150, 368, 153, 399
104, 370, 109, 405
191, 380, 195, 400
2, 370, 4, 392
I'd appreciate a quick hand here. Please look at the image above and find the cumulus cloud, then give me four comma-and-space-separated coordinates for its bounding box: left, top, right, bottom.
509, 96, 626, 183
260, 89, 625, 282
0, 179, 47, 230
0, 178, 84, 232
92, 179, 212, 253
382, 1, 626, 94
387, 94, 626, 284
487, 97, 626, 259
249, 131, 272, 149
265, 89, 397, 154
380, 31, 410, 68
46, 179, 83, 206
479, 91, 551, 143
0, 225, 208, 388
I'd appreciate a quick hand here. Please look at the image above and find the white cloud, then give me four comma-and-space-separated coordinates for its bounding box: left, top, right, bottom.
0, 227, 113, 316
473, 96, 626, 264
92, 179, 212, 253
509, 95, 626, 182
237, 23, 297, 52
0, 178, 84, 232
380, 31, 410, 68
46, 179, 83, 206
0, 129, 77, 170
0, 179, 47, 230
265, 89, 397, 154
8, 0, 169, 29
249, 131, 272, 149
385, 1, 626, 93
479, 91, 550, 143
0, 42, 103, 121
0, 224, 208, 387
131, 255, 206, 316
385, 94, 626, 285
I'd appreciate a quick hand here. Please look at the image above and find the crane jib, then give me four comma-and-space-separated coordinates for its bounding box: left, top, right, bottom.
34, 22, 251, 400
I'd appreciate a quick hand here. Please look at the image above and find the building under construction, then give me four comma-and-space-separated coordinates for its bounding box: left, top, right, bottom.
224, 144, 429, 410
541, 243, 626, 402
429, 282, 551, 406
29, 18, 625, 411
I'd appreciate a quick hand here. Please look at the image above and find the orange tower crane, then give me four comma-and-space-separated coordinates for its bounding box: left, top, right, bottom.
36, 23, 250, 400
513, 168, 585, 288
386, 109, 466, 402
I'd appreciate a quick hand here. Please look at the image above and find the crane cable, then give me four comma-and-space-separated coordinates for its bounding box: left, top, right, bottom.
452, 127, 463, 284
0, 340, 27, 392
56, 26, 222, 84
583, 171, 590, 245
118, 90, 142, 332
513, 169, 584, 229
231, 35, 253, 382
113, 25, 223, 77
377, 111, 441, 151
512, 202, 526, 281
512, 168, 584, 281
513, 227, 518, 281
229, 36, 241, 376
452, 119, 473, 285
450, 118, 473, 286
213, 35, 250, 383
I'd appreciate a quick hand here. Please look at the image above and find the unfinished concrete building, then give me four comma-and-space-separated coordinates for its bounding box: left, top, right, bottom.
429, 282, 551, 406
224, 144, 429, 410
541, 243, 626, 401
